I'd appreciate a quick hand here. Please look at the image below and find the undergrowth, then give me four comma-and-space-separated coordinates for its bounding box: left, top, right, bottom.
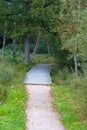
51, 65, 87, 130
31, 54, 54, 64
0, 59, 31, 130
52, 84, 87, 130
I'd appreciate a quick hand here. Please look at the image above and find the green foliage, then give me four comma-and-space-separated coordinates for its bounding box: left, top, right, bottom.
48, 0, 87, 74
51, 35, 70, 69
37, 42, 48, 54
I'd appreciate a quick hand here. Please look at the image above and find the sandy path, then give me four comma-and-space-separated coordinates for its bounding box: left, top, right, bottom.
25, 85, 66, 130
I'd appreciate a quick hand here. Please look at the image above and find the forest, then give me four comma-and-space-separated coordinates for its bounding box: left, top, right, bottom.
0, 0, 87, 130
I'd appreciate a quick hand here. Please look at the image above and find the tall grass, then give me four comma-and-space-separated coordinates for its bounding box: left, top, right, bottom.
0, 53, 54, 129
0, 58, 31, 130
69, 77, 87, 121
0, 63, 14, 104
31, 54, 54, 64
51, 65, 87, 129
52, 84, 87, 130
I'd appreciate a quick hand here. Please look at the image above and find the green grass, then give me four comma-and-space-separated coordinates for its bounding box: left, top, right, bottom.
52, 84, 87, 130
69, 78, 87, 121
31, 54, 54, 64
0, 59, 31, 130
0, 86, 26, 130
0, 53, 54, 130
0, 52, 86, 130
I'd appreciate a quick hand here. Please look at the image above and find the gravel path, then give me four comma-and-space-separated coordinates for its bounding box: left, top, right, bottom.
25, 64, 66, 130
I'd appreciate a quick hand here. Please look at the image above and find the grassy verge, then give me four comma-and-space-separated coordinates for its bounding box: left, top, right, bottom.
0, 61, 31, 130
52, 84, 87, 130
0, 53, 54, 130
31, 54, 54, 64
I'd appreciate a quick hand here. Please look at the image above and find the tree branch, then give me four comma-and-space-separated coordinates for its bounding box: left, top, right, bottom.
39, 21, 57, 36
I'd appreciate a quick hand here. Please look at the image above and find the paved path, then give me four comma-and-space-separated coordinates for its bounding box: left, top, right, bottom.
24, 64, 52, 84
24, 64, 66, 130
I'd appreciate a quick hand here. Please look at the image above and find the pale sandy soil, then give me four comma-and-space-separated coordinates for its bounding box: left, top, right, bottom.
25, 85, 66, 130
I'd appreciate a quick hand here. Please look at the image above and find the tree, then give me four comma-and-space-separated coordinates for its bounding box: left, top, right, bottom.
33, 26, 41, 55
51, 0, 87, 74
0, 1, 9, 60
1, 0, 60, 64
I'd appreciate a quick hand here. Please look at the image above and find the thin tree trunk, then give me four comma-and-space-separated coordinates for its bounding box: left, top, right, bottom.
47, 43, 51, 55
74, 0, 81, 77
18, 37, 22, 62
2, 34, 6, 61
13, 39, 16, 57
24, 2, 30, 64
24, 34, 30, 64
32, 27, 41, 63
33, 27, 41, 55
2, 23, 7, 61
74, 42, 78, 77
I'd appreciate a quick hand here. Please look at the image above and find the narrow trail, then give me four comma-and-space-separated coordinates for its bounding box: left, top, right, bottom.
24, 64, 52, 85
24, 64, 65, 130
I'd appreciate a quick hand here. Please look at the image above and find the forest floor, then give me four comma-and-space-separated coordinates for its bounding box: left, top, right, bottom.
25, 64, 65, 130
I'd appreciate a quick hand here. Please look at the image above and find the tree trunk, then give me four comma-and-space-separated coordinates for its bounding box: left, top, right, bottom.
73, 0, 81, 77
47, 43, 51, 55
24, 34, 30, 64
74, 50, 78, 77
33, 27, 41, 55
18, 37, 22, 62
2, 23, 7, 61
74, 31, 78, 77
2, 34, 6, 61
13, 39, 16, 57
